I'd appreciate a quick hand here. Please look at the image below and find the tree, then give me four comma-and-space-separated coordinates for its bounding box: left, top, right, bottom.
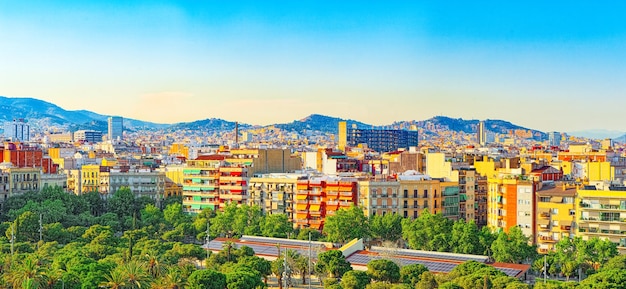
230, 204, 263, 237
297, 228, 323, 241
118, 261, 149, 289
400, 264, 428, 286
490, 227, 535, 263
579, 269, 626, 289
261, 213, 293, 238
225, 269, 264, 289
211, 202, 237, 237
367, 259, 400, 283
601, 254, 626, 271
316, 250, 352, 279
188, 269, 226, 289
369, 213, 403, 244
415, 272, 438, 289
401, 209, 452, 251
341, 270, 371, 289
108, 187, 136, 220
449, 220, 481, 255
323, 205, 369, 243
163, 203, 191, 229
238, 255, 272, 284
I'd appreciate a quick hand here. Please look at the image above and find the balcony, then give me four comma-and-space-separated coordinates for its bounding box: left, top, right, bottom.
538, 236, 556, 243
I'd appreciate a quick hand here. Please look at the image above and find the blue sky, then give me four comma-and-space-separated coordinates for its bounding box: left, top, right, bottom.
1, 1, 625, 131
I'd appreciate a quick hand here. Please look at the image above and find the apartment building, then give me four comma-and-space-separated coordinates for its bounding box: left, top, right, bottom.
488, 175, 536, 236
248, 174, 301, 221
358, 180, 401, 217
398, 171, 444, 219
576, 185, 626, 254
294, 178, 358, 230
181, 155, 223, 213
535, 185, 576, 253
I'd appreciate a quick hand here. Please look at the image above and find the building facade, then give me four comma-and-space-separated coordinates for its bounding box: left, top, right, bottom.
108, 116, 124, 141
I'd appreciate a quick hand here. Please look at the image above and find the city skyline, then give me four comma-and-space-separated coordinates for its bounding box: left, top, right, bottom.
1, 2, 626, 131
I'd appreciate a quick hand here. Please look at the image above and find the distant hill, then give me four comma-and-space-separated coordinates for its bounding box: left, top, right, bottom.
0, 96, 550, 138
166, 118, 251, 133
0, 96, 166, 131
273, 114, 371, 134
567, 129, 626, 140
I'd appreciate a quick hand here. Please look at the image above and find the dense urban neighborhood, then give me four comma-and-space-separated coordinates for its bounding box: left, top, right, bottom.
0, 98, 626, 288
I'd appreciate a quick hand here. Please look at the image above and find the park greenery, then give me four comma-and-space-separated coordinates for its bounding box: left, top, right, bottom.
0, 186, 622, 288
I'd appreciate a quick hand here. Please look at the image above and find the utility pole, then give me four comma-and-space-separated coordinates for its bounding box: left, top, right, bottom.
543, 255, 548, 284
10, 224, 15, 256
205, 219, 210, 268
39, 213, 43, 243
279, 244, 289, 289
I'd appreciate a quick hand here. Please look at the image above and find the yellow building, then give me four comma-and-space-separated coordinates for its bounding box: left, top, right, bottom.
81, 164, 101, 193
249, 174, 300, 222
535, 186, 576, 254
169, 143, 189, 159
398, 172, 444, 218
358, 180, 401, 217
583, 162, 614, 182
338, 121, 347, 152
475, 157, 498, 178
576, 187, 626, 254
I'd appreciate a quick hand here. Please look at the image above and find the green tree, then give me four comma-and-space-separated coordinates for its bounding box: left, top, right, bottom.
341, 270, 371, 289
232, 204, 263, 237
108, 187, 136, 221
188, 269, 226, 289
211, 202, 237, 237
490, 227, 535, 263
296, 228, 323, 241
401, 209, 452, 251
579, 269, 626, 289
601, 254, 626, 271
84, 191, 106, 217
449, 220, 481, 255
367, 259, 400, 283
163, 203, 191, 229
238, 255, 272, 284
323, 205, 369, 243
415, 272, 438, 289
316, 250, 352, 279
226, 269, 264, 289
400, 264, 428, 286
369, 213, 403, 244
261, 213, 293, 238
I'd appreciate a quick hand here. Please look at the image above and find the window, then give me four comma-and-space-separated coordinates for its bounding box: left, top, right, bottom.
569, 209, 576, 216
413, 190, 418, 198
423, 189, 428, 198
539, 197, 551, 202
552, 208, 558, 214
413, 211, 418, 219
403, 189, 408, 198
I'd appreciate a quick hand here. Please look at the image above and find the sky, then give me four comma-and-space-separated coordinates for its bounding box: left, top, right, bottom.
1, 1, 626, 132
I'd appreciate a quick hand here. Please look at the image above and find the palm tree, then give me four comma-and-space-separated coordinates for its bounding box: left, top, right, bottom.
120, 260, 149, 289
5, 255, 46, 289
100, 269, 126, 289
222, 241, 235, 262
151, 267, 186, 289
142, 250, 166, 279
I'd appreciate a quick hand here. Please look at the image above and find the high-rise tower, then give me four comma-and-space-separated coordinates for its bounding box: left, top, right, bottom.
477, 121, 487, 146
108, 116, 124, 141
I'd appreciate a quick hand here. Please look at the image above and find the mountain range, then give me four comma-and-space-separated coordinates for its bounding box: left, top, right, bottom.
0, 96, 549, 138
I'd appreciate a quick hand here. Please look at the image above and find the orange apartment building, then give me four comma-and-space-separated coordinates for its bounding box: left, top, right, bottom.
488, 176, 536, 236
294, 178, 357, 230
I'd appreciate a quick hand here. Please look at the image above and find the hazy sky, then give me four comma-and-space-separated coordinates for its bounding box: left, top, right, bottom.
1, 1, 625, 132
